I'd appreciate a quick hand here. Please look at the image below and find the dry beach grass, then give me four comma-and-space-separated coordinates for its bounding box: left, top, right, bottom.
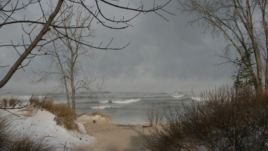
30, 97, 78, 130
7, 90, 268, 151
144, 88, 268, 151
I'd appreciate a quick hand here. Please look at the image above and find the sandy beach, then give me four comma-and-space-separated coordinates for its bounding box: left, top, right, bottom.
83, 123, 149, 151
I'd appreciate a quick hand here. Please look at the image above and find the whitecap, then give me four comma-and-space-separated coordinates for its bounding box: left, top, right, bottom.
99, 100, 112, 104
91, 105, 113, 110
171, 94, 185, 99
191, 96, 202, 101
112, 98, 141, 104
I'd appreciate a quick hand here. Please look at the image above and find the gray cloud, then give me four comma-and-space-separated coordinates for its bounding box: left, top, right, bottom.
1, 1, 233, 94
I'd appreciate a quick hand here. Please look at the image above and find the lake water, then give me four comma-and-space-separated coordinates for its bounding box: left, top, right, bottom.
52, 92, 200, 124
0, 91, 200, 124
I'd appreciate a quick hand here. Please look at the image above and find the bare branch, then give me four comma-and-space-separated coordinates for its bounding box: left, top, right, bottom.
0, 0, 172, 89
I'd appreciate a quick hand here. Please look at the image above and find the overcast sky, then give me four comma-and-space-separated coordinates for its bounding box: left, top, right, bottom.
0, 0, 233, 94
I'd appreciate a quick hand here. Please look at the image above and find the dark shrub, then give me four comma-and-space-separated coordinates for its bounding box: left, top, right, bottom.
144, 88, 268, 151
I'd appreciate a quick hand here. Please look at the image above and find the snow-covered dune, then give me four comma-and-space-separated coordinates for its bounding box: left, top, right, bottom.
0, 108, 94, 151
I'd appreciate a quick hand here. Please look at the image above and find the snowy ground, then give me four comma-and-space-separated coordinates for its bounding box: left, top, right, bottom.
0, 106, 94, 151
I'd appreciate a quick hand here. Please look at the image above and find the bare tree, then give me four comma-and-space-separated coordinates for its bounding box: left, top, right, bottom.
44, 6, 96, 111
178, 0, 268, 94
0, 0, 172, 89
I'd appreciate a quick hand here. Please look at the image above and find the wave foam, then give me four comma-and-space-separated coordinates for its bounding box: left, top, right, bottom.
91, 105, 113, 110
99, 100, 112, 104
171, 94, 185, 99
113, 99, 141, 104
99, 98, 141, 104
191, 97, 202, 101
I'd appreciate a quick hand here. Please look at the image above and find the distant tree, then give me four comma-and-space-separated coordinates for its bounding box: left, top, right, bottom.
0, 0, 172, 89
179, 0, 268, 94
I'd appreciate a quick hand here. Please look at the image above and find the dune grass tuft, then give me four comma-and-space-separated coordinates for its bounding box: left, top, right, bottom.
30, 97, 78, 130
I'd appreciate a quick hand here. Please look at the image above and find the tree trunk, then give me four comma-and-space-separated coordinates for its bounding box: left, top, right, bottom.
71, 82, 76, 112
0, 0, 64, 88
64, 77, 71, 107
253, 46, 263, 94
247, 15, 263, 94
261, 1, 268, 94
70, 58, 76, 111
71, 88, 76, 111
265, 60, 268, 93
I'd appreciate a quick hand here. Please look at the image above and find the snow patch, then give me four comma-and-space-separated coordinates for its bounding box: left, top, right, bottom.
0, 109, 94, 151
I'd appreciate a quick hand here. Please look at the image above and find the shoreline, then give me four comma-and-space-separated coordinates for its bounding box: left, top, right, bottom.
77, 111, 151, 151
0, 97, 155, 151
83, 122, 150, 151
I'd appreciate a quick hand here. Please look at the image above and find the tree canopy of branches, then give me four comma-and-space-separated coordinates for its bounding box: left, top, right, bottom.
179, 0, 268, 94
0, 0, 172, 89
44, 6, 96, 110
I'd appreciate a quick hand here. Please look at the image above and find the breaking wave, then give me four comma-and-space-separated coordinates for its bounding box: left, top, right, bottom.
171, 94, 185, 99
113, 99, 141, 104
99, 98, 141, 104
91, 105, 114, 110
190, 96, 202, 101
